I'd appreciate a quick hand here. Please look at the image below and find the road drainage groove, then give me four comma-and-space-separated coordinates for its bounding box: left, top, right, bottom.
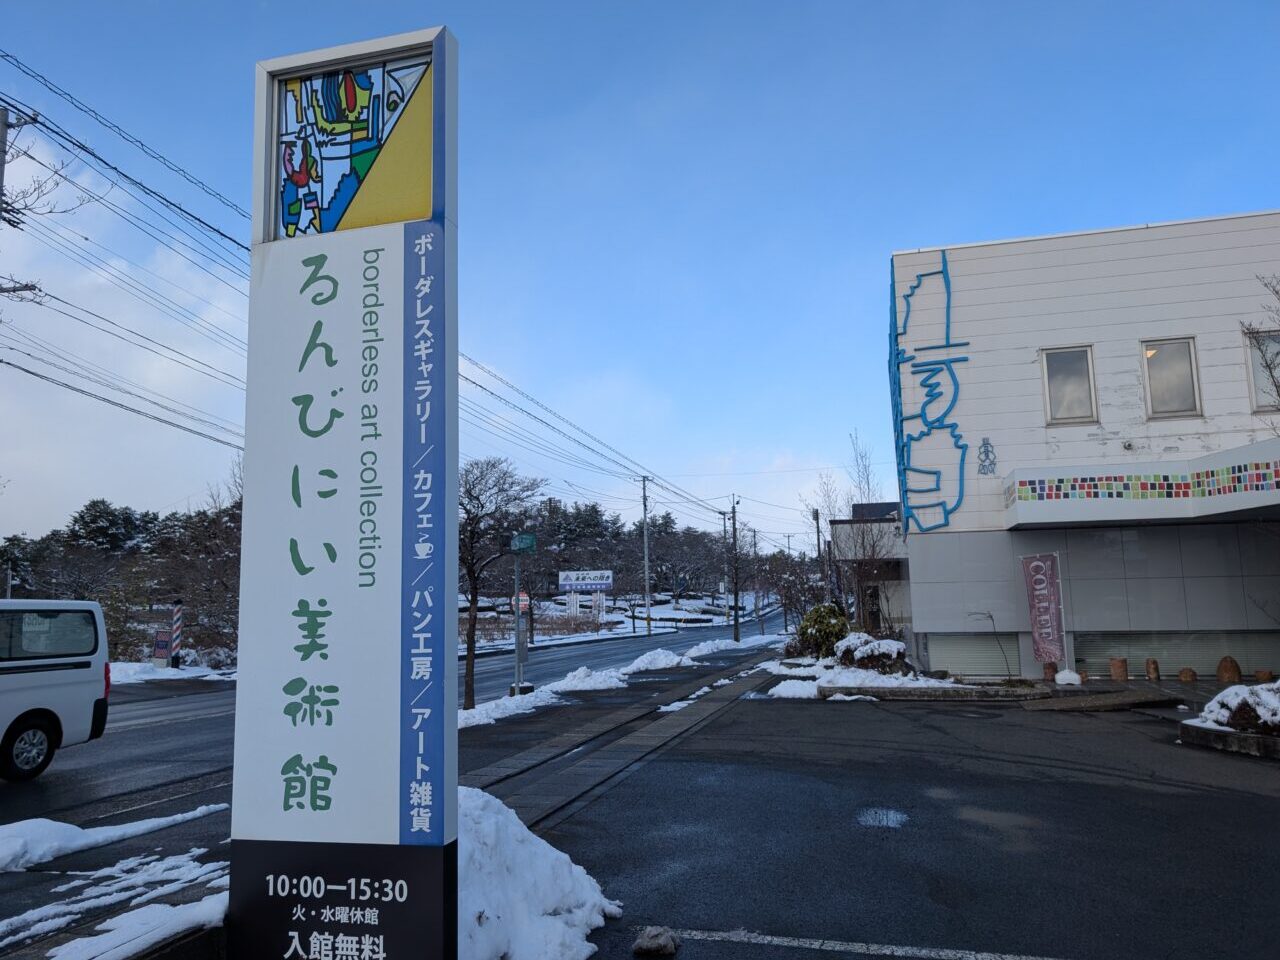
490, 662, 777, 830
460, 650, 777, 792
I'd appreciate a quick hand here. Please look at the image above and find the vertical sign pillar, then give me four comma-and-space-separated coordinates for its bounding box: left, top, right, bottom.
170, 600, 183, 666
230, 27, 458, 960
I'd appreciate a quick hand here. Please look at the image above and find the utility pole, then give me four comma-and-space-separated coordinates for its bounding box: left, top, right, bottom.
0, 107, 9, 217
752, 529, 764, 635
512, 549, 523, 695
640, 476, 652, 636
785, 533, 793, 555
2, 106, 42, 299
731, 494, 740, 642
0, 106, 35, 232
4, 562, 11, 599
813, 507, 830, 603
718, 511, 730, 624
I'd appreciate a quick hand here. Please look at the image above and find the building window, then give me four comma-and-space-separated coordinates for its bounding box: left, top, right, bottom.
1042, 346, 1097, 423
1142, 338, 1200, 417
1247, 330, 1280, 410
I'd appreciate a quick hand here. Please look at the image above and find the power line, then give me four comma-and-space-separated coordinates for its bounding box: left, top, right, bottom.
1, 97, 249, 255
460, 355, 725, 519
0, 339, 244, 439
31, 295, 245, 388
12, 141, 250, 291
0, 48, 250, 218
0, 322, 243, 432
0, 358, 243, 449
20, 217, 247, 354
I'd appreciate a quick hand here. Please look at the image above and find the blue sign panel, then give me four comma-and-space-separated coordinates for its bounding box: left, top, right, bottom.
401, 219, 447, 844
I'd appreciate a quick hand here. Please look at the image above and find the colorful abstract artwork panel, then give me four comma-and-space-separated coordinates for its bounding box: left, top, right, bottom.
276, 53, 432, 239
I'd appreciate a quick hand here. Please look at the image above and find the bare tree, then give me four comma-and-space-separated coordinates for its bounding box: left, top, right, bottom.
458, 457, 544, 709
1244, 275, 1280, 437
2, 116, 84, 300
842, 431, 901, 633
1240, 276, 1280, 626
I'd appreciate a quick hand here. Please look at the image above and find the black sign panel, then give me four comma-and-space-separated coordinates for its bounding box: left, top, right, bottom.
229, 839, 457, 958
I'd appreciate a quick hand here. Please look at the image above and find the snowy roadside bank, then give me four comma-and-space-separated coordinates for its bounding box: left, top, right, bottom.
0, 805, 228, 872
459, 635, 787, 728
14, 790, 617, 960
109, 663, 236, 685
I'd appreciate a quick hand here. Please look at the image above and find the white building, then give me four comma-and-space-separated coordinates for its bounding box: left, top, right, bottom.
829, 503, 912, 634
890, 210, 1280, 679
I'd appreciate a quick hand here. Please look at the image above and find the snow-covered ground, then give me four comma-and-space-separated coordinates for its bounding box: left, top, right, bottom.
458, 636, 789, 729
459, 625, 678, 660
459, 646, 705, 729
683, 633, 785, 659
760, 636, 964, 700
13, 790, 617, 960
110, 662, 235, 685
0, 845, 227, 950
0, 805, 227, 871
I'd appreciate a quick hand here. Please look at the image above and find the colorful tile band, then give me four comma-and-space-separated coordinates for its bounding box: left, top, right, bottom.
1007, 460, 1280, 504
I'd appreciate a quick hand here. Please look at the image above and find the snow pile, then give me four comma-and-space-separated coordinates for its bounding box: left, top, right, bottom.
459, 666, 630, 728
768, 679, 821, 699
548, 667, 627, 692
459, 786, 620, 959
619, 649, 695, 674
760, 658, 828, 677
659, 686, 712, 712
459, 687, 564, 729
759, 659, 963, 700
1198, 680, 1280, 734
832, 633, 873, 658
683, 633, 786, 659
835, 636, 906, 661
110, 662, 234, 685
46, 892, 228, 960
40, 790, 619, 960
1055, 669, 1082, 686
824, 666, 956, 689
0, 805, 228, 871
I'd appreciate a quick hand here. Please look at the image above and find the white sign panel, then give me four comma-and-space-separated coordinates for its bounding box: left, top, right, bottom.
230, 27, 458, 960
559, 569, 614, 592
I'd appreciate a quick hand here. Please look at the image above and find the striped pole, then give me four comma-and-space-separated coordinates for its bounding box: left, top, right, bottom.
171, 601, 184, 664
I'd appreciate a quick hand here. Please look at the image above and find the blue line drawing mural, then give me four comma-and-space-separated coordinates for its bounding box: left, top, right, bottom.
889, 250, 969, 533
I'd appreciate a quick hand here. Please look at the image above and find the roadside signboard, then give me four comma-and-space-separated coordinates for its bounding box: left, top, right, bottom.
1019, 553, 1065, 663
151, 629, 172, 666
229, 27, 458, 960
511, 531, 536, 554
558, 569, 613, 592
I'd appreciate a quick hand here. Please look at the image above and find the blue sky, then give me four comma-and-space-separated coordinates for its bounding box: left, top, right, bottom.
1, 0, 1277, 541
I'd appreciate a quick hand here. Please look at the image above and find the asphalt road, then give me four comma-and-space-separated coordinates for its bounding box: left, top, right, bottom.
3, 614, 781, 823
0, 617, 782, 952
5, 617, 1274, 960
549, 694, 1280, 960
465, 614, 783, 702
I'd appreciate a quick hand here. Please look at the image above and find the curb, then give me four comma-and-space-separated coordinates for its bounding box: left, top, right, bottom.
816, 683, 1050, 701
1179, 720, 1280, 760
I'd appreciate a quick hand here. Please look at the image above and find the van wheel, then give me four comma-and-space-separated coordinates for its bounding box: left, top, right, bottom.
1, 718, 56, 781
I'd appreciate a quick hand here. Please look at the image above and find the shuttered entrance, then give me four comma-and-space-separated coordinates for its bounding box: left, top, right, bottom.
1075, 632, 1280, 679
924, 633, 1021, 678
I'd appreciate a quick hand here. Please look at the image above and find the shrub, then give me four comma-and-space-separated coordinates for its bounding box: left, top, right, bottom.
793, 603, 849, 659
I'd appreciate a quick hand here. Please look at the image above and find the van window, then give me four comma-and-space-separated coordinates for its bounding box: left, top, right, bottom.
0, 611, 98, 660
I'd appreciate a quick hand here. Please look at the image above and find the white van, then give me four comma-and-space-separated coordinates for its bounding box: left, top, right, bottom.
0, 600, 109, 781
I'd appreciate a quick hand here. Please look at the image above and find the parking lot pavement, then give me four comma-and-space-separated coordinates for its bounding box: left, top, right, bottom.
543, 698, 1280, 960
